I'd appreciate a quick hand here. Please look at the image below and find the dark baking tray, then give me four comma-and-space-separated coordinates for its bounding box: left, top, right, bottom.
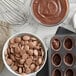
56, 27, 75, 35
50, 35, 76, 76
37, 27, 75, 76
48, 27, 76, 76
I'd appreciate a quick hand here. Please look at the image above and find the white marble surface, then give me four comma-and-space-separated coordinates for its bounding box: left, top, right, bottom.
0, 0, 76, 76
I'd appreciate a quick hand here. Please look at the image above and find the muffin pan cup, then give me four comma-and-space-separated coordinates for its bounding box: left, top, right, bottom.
51, 68, 63, 76
64, 68, 75, 76
49, 35, 76, 76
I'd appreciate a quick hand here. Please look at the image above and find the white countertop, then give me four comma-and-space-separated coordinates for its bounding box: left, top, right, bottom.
0, 0, 76, 76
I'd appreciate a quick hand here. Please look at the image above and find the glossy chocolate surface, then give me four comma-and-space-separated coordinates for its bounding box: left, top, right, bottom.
32, 0, 69, 25
66, 69, 73, 76
64, 53, 73, 65
64, 38, 73, 50
52, 53, 61, 66
52, 38, 60, 51
52, 69, 61, 76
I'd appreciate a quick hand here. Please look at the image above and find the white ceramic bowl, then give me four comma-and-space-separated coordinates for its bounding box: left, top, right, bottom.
2, 33, 47, 76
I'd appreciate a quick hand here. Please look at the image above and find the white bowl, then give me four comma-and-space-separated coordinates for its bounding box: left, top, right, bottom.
2, 32, 47, 76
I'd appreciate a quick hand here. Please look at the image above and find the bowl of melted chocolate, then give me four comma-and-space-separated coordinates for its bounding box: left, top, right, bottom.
31, 0, 69, 26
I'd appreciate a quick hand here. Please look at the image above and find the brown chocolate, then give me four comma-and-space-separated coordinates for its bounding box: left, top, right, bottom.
52, 53, 61, 67
64, 53, 73, 66
51, 37, 61, 51
32, 0, 69, 25
52, 69, 61, 76
65, 69, 73, 76
64, 37, 73, 50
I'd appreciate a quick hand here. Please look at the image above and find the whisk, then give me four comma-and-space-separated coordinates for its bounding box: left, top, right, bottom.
0, 0, 27, 25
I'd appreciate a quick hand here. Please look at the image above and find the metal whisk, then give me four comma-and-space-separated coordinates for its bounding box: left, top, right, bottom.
0, 0, 27, 25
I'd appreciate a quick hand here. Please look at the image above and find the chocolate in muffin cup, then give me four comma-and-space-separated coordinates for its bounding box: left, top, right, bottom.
52, 68, 62, 76
51, 36, 62, 51
63, 36, 74, 51
51, 53, 62, 67
64, 68, 74, 76
64, 53, 74, 66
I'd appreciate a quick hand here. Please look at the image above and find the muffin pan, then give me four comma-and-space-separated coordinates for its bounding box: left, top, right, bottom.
49, 35, 76, 76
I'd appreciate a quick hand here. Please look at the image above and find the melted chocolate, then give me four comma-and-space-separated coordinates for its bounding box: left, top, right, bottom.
66, 69, 73, 76
52, 54, 61, 66
33, 0, 69, 25
53, 69, 61, 76
65, 53, 73, 65
64, 38, 73, 50
52, 38, 60, 50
